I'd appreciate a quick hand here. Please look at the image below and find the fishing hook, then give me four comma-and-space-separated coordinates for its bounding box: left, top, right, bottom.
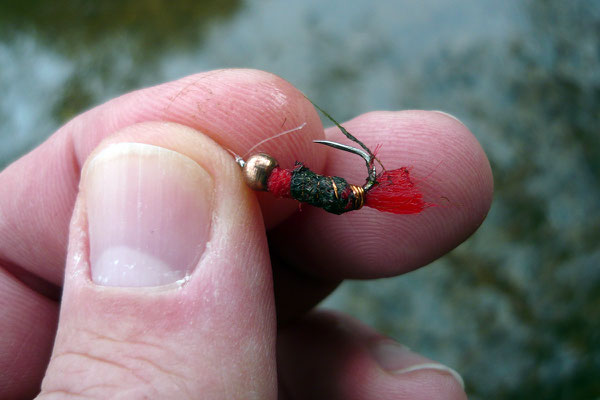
313, 139, 378, 191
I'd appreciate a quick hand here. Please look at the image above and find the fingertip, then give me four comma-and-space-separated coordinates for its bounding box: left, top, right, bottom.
425, 109, 494, 222
278, 310, 467, 400
272, 109, 493, 279
391, 368, 468, 400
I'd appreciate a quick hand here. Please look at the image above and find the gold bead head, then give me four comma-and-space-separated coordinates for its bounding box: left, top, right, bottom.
242, 153, 278, 191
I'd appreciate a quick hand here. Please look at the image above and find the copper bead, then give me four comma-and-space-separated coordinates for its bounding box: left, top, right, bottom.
242, 153, 278, 191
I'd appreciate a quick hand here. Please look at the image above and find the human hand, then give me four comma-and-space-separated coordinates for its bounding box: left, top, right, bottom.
0, 69, 492, 399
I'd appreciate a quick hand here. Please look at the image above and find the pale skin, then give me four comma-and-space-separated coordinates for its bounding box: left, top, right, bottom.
0, 69, 493, 399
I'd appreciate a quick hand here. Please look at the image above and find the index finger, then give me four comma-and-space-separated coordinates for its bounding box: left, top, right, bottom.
269, 110, 493, 279
0, 69, 324, 286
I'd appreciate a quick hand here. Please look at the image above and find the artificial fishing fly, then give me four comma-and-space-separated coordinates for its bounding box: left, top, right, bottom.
235, 103, 429, 215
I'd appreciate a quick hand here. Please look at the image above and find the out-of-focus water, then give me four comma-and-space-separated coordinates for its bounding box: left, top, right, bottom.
1, 0, 599, 398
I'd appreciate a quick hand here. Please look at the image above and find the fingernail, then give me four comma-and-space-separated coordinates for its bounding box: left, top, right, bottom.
430, 110, 464, 125
372, 339, 465, 389
85, 143, 213, 287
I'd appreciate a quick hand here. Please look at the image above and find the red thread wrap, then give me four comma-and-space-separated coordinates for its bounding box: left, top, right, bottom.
267, 166, 292, 198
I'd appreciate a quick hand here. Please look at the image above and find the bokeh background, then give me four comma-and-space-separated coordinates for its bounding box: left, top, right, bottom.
1, 0, 598, 398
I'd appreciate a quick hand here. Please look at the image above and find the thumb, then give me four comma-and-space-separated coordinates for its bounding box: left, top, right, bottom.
39, 123, 277, 399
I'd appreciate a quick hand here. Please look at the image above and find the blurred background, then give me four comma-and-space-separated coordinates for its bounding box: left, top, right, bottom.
1, 0, 598, 398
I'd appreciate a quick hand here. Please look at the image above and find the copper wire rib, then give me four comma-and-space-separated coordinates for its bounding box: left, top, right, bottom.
330, 177, 339, 199
349, 184, 365, 210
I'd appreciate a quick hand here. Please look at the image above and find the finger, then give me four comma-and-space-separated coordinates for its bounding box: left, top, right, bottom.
40, 123, 277, 398
0, 267, 57, 399
277, 310, 466, 400
0, 69, 322, 396
271, 249, 341, 325
0, 68, 323, 287
271, 110, 493, 280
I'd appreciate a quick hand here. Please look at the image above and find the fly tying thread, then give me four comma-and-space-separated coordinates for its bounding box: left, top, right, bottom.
235, 104, 431, 215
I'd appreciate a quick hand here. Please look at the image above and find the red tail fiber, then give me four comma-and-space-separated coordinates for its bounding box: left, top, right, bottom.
365, 168, 429, 214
